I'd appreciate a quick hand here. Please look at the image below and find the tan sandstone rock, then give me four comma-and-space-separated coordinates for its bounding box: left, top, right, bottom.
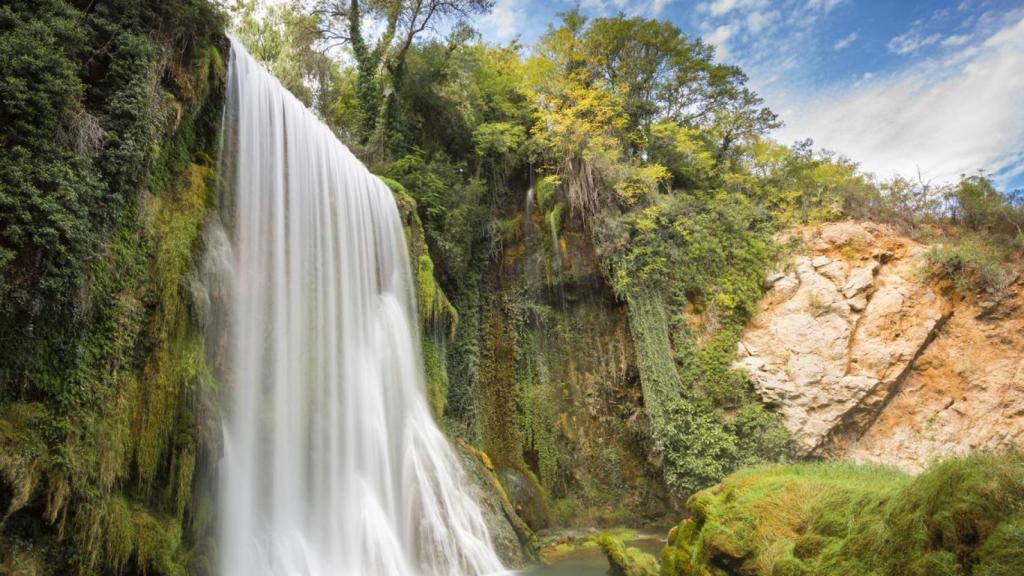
736, 221, 1024, 470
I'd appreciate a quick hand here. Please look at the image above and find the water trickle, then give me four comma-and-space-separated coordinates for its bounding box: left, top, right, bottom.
219, 40, 505, 576
524, 186, 535, 242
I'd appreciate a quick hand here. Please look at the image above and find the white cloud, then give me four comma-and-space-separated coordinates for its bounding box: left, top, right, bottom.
746, 10, 779, 33
852, 71, 873, 88
775, 15, 1024, 185
581, 0, 673, 17
701, 0, 766, 17
888, 30, 943, 55
651, 0, 674, 15
942, 34, 972, 47
706, 24, 736, 60
480, 0, 523, 41
833, 31, 857, 50
807, 0, 845, 13
708, 0, 739, 16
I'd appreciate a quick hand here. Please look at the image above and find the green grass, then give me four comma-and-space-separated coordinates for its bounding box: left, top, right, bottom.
662, 452, 1024, 576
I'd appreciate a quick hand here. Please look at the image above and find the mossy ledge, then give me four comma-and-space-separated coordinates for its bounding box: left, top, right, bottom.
383, 176, 458, 422
660, 451, 1024, 576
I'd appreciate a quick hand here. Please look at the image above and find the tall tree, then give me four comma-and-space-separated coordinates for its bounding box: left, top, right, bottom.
232, 0, 340, 116
313, 0, 493, 154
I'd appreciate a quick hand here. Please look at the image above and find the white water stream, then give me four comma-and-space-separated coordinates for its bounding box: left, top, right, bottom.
219, 40, 505, 576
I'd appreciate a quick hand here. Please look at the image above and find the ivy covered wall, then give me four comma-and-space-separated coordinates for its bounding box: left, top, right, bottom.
0, 2, 227, 574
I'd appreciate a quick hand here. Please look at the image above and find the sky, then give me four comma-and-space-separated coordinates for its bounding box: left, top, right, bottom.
475, 0, 1024, 190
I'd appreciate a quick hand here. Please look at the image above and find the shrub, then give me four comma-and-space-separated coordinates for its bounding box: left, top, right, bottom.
923, 236, 1008, 296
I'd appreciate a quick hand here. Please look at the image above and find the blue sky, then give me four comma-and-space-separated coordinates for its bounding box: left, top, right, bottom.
477, 0, 1024, 190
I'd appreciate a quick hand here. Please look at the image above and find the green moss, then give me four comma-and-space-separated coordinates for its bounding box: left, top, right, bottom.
382, 175, 458, 422
597, 532, 660, 576
479, 301, 525, 468
0, 3, 226, 572
459, 440, 541, 560
661, 452, 1024, 576
421, 336, 450, 421
0, 403, 49, 517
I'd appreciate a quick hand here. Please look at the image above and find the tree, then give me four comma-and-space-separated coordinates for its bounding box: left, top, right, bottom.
950, 174, 1024, 237
525, 10, 631, 224
231, 0, 340, 116
312, 0, 493, 153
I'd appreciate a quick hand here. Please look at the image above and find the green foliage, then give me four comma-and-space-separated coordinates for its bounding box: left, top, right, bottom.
727, 138, 869, 226
310, 0, 495, 150
654, 398, 739, 495
0, 1, 226, 574
230, 0, 340, 116
662, 452, 1024, 576
382, 152, 490, 281
610, 189, 789, 496
924, 235, 1009, 296
950, 175, 1024, 237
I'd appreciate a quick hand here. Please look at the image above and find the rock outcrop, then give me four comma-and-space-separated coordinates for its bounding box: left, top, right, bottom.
735, 221, 1024, 469
457, 441, 540, 567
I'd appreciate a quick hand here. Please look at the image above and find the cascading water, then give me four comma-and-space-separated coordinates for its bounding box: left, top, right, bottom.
219, 40, 506, 576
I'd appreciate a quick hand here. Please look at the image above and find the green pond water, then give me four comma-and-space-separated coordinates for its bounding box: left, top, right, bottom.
515, 531, 665, 576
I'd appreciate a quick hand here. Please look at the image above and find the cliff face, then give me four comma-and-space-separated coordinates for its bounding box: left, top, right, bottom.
736, 221, 1024, 469
0, 3, 227, 574
468, 218, 671, 528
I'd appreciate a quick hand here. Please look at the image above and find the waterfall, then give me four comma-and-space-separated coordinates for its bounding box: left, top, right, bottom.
219, 40, 505, 576
524, 186, 535, 242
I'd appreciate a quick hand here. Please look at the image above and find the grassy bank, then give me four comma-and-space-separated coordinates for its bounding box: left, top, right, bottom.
661, 452, 1024, 576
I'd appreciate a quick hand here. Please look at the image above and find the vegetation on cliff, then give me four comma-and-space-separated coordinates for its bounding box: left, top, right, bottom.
0, 1, 226, 573
660, 452, 1024, 576
231, 0, 1024, 521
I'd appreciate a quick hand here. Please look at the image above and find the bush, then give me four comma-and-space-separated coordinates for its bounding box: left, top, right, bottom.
923, 236, 1008, 296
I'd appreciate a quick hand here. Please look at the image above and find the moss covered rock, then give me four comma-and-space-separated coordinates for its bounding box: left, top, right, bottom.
597, 532, 659, 576
659, 452, 1024, 576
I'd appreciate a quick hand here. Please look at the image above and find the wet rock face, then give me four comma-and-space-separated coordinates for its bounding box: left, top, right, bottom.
736, 221, 1024, 469
499, 468, 549, 531
456, 445, 537, 568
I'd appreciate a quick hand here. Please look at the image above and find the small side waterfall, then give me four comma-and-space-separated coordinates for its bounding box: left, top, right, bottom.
524, 186, 535, 242
219, 40, 505, 576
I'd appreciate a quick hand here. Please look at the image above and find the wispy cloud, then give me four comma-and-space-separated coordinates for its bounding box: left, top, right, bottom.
776, 14, 1024, 184
580, 0, 676, 17
480, 0, 523, 41
942, 33, 972, 47
806, 0, 846, 14
745, 10, 778, 33
701, 0, 767, 17
706, 24, 737, 59
888, 30, 943, 54
833, 31, 857, 51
